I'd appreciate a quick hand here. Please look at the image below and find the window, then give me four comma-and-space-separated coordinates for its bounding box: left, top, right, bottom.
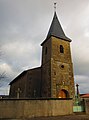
45, 47, 47, 55
60, 45, 64, 53
60, 64, 64, 70
61, 65, 64, 69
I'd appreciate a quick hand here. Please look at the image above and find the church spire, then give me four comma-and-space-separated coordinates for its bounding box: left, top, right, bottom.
46, 4, 71, 42
41, 4, 71, 46
46, 12, 71, 42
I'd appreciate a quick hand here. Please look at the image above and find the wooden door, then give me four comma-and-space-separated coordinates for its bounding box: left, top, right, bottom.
58, 90, 68, 98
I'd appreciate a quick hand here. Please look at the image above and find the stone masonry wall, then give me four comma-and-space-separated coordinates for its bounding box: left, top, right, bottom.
41, 38, 51, 97
85, 99, 89, 114
0, 99, 73, 119
51, 37, 75, 98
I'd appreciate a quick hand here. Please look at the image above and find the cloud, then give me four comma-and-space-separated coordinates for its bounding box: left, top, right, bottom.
1, 40, 41, 73
75, 75, 89, 94
0, 85, 10, 95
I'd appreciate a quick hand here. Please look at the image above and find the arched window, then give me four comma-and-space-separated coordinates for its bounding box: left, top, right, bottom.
60, 45, 64, 53
45, 47, 47, 55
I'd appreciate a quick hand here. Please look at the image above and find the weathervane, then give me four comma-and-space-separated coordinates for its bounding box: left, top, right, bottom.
54, 2, 57, 12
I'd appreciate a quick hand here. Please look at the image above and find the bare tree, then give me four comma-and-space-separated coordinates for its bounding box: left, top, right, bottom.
0, 72, 5, 80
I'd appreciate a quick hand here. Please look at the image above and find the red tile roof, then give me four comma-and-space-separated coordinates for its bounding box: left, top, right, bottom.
81, 94, 89, 98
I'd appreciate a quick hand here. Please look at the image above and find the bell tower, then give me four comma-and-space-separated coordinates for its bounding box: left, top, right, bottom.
41, 8, 75, 98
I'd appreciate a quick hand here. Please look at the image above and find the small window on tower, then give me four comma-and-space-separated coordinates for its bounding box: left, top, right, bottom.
45, 47, 47, 55
60, 45, 64, 53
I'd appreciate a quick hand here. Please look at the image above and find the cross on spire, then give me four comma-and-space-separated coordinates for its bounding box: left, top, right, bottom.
54, 2, 57, 13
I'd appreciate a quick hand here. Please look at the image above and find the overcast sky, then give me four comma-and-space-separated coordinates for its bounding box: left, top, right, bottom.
0, 0, 89, 95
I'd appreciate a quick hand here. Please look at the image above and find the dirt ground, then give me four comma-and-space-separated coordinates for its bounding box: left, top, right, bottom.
27, 115, 89, 120
1, 115, 89, 120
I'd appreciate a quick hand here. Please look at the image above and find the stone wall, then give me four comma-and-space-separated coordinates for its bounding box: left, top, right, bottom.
41, 38, 51, 97
0, 98, 73, 119
85, 99, 89, 114
9, 67, 41, 98
9, 71, 28, 98
51, 37, 75, 98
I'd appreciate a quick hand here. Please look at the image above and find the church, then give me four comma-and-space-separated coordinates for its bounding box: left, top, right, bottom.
9, 9, 75, 99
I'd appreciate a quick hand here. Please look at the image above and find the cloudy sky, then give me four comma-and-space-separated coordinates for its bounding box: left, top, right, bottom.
0, 0, 89, 95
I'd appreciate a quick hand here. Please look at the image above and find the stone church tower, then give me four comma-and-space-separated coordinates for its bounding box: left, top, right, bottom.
41, 11, 75, 98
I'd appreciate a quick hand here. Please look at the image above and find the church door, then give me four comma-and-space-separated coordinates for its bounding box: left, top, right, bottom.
58, 89, 69, 98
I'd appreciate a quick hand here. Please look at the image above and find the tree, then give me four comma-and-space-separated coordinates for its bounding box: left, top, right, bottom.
0, 72, 5, 80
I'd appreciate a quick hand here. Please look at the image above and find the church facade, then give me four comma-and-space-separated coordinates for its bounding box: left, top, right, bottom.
9, 11, 75, 99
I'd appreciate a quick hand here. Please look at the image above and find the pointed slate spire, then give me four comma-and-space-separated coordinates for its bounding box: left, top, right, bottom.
46, 12, 71, 42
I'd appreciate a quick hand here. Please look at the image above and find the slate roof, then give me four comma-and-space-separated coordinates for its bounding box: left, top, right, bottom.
9, 67, 41, 85
41, 12, 71, 45
9, 70, 27, 85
